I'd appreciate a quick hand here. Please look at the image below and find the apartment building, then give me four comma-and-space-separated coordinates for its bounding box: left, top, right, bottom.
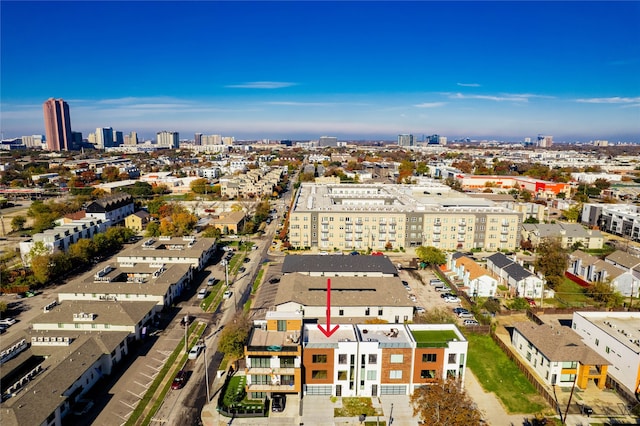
288, 183, 521, 251
572, 312, 640, 399
512, 322, 609, 390
244, 311, 303, 399
301, 323, 468, 396
19, 217, 110, 264
521, 223, 604, 250
567, 250, 638, 296
582, 203, 640, 243
116, 236, 217, 271
85, 192, 135, 224
281, 254, 398, 277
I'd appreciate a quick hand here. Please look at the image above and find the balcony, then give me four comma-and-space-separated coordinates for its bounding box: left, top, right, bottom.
246, 345, 300, 354
246, 367, 297, 375
433, 228, 441, 234
246, 382, 299, 392
458, 228, 465, 234
501, 227, 509, 234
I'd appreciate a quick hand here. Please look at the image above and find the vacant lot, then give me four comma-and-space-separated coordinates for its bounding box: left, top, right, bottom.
466, 333, 548, 414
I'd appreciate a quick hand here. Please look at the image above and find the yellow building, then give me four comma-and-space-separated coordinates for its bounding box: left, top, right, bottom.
125, 211, 151, 232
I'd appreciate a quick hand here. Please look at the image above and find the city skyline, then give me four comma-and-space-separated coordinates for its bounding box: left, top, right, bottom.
1, 1, 639, 142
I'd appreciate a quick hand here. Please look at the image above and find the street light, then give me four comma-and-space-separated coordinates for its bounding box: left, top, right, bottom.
203, 342, 211, 403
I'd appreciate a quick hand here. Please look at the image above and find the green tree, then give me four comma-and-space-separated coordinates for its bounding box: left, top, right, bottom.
218, 313, 252, 361
190, 178, 210, 194
147, 198, 166, 216
585, 280, 625, 307
145, 221, 160, 237
519, 189, 533, 202
523, 216, 539, 224
410, 377, 484, 426
11, 215, 27, 232
30, 254, 52, 284
534, 237, 568, 289
68, 239, 95, 264
509, 297, 531, 310
563, 204, 582, 222
415, 246, 446, 267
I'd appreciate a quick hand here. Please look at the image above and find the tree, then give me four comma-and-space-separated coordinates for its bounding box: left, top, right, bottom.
190, 178, 209, 194
218, 313, 252, 361
11, 215, 27, 232
523, 216, 539, 224
30, 254, 52, 284
534, 237, 568, 289
68, 239, 95, 264
415, 246, 446, 267
520, 189, 533, 202
509, 297, 531, 310
410, 377, 483, 426
562, 204, 582, 223
585, 279, 625, 307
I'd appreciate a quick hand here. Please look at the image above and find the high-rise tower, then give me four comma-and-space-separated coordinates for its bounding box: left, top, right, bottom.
43, 98, 73, 151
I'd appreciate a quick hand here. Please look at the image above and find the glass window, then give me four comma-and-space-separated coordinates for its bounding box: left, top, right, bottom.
311, 370, 327, 379
368, 354, 377, 364
337, 371, 348, 380
389, 370, 402, 379
448, 353, 456, 363
390, 354, 403, 363
422, 353, 437, 363
338, 354, 347, 364
312, 354, 327, 363
366, 370, 377, 380
420, 370, 436, 379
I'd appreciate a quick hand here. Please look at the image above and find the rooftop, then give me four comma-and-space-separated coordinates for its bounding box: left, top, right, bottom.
304, 324, 357, 346
282, 254, 398, 275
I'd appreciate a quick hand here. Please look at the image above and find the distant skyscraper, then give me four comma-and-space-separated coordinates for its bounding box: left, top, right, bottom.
537, 134, 553, 148
42, 98, 73, 151
194, 133, 203, 145
157, 131, 179, 148
398, 134, 414, 147
124, 131, 138, 145
72, 131, 83, 147
95, 127, 114, 149
114, 131, 124, 146
21, 134, 45, 149
427, 134, 440, 145
318, 136, 338, 147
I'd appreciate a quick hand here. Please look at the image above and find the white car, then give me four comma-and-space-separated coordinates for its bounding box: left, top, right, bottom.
444, 296, 461, 303
188, 344, 204, 360
197, 288, 208, 299
0, 318, 17, 326
463, 319, 479, 326
458, 311, 474, 318
223, 290, 232, 299
414, 307, 426, 314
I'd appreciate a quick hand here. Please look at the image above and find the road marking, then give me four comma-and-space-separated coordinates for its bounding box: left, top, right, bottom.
134, 380, 150, 388
120, 399, 137, 409
127, 389, 144, 398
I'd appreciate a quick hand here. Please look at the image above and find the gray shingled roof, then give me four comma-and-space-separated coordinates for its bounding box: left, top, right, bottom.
606, 250, 640, 270
504, 263, 534, 282
513, 322, 610, 366
486, 252, 514, 269
281, 255, 398, 275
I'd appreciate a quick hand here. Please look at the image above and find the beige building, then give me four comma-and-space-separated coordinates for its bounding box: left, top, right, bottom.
288, 183, 521, 251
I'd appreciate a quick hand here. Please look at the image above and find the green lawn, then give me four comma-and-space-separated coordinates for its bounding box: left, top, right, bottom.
553, 277, 591, 307
410, 330, 458, 347
466, 333, 547, 414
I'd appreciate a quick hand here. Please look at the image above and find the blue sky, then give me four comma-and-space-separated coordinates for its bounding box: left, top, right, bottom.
1, 1, 639, 142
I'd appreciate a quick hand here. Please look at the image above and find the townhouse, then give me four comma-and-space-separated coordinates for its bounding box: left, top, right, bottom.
572, 312, 640, 399
85, 192, 135, 224
288, 183, 521, 251
124, 210, 152, 232
244, 311, 303, 400
301, 323, 468, 397
581, 203, 640, 243
511, 322, 609, 389
486, 252, 545, 298
449, 253, 498, 298
567, 250, 638, 296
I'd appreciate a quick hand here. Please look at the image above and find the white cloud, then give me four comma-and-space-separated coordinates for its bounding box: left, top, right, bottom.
413, 102, 446, 108
457, 83, 481, 87
447, 92, 553, 102
576, 96, 640, 104
265, 101, 335, 106
224, 81, 298, 89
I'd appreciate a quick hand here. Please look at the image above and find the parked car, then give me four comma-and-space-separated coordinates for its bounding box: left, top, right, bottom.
444, 296, 461, 303
453, 307, 468, 314
524, 297, 537, 307
435, 286, 451, 292
188, 344, 204, 360
243, 257, 250, 263
440, 292, 456, 299
172, 370, 188, 389
402, 281, 411, 291
271, 394, 286, 412
207, 277, 216, 286
269, 277, 280, 284
197, 288, 208, 299
429, 279, 443, 286
414, 306, 426, 314
0, 318, 17, 326
239, 266, 246, 273
463, 319, 479, 326
223, 290, 232, 299
458, 311, 475, 318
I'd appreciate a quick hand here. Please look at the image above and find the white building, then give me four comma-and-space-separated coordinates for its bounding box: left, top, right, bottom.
156, 131, 179, 148
572, 312, 640, 398
449, 253, 497, 298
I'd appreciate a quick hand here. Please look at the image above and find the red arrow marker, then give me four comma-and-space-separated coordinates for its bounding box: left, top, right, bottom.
318, 278, 339, 338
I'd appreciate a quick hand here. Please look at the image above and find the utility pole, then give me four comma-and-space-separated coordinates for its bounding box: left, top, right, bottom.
388, 402, 394, 425
203, 342, 210, 402
184, 315, 189, 354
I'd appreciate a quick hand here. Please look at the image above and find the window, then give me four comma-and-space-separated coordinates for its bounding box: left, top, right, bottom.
365, 308, 370, 316
312, 370, 327, 379
368, 354, 377, 364
338, 354, 347, 364
605, 346, 610, 353
422, 353, 437, 363
448, 353, 456, 364
595, 338, 599, 346
339, 309, 344, 316
312, 354, 327, 363
366, 370, 377, 380
378, 308, 383, 316
337, 371, 348, 380
389, 370, 402, 379
561, 361, 578, 369
277, 320, 286, 331
420, 370, 436, 379
390, 354, 403, 363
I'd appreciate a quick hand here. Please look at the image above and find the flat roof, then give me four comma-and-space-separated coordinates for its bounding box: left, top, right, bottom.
282, 254, 398, 275
304, 324, 357, 346
31, 300, 158, 326
117, 236, 216, 261
355, 324, 412, 346
575, 312, 640, 352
